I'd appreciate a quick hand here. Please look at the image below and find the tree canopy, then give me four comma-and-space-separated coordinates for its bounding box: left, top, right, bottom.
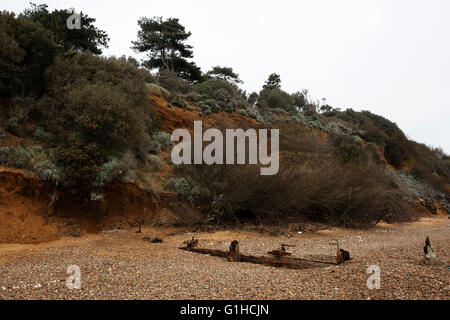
206, 66, 242, 84
263, 73, 281, 89
0, 11, 57, 97
131, 16, 202, 82
0, 3, 110, 97
22, 3, 109, 55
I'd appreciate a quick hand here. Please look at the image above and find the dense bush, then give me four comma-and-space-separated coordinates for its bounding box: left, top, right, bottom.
1, 3, 109, 97
316, 108, 449, 196
359, 123, 389, 146
239, 109, 248, 117
40, 53, 151, 109
329, 109, 413, 167
0, 12, 57, 97
407, 142, 450, 194
0, 146, 31, 169
7, 117, 19, 135
0, 145, 61, 184
279, 123, 332, 155
53, 143, 103, 189
1, 50, 162, 192
41, 80, 148, 153
247, 109, 264, 122
198, 100, 220, 113
33, 126, 51, 140
193, 78, 235, 102
169, 161, 417, 227
165, 176, 206, 202
329, 133, 368, 163
147, 154, 163, 172
152, 131, 171, 150
148, 140, 161, 155
33, 158, 60, 185
384, 133, 413, 167
157, 69, 191, 94
257, 87, 295, 112
193, 78, 247, 111
145, 83, 171, 98
33, 52, 156, 191
170, 95, 188, 109
360, 111, 402, 138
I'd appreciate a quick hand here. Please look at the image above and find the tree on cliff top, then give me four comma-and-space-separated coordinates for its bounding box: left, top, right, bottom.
206, 66, 242, 84
263, 73, 281, 90
22, 3, 109, 55
131, 16, 202, 82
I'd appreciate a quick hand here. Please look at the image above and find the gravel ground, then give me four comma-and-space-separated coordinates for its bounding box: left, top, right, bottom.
0, 216, 448, 300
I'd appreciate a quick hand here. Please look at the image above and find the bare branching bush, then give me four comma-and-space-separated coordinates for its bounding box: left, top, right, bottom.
171, 160, 418, 227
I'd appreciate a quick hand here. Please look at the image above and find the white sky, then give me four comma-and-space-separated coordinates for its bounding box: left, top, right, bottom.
3, 0, 450, 153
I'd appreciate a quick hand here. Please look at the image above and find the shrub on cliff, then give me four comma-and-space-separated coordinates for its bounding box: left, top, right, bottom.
257, 87, 295, 112
193, 78, 247, 111
170, 161, 417, 227
35, 52, 155, 191
157, 69, 191, 94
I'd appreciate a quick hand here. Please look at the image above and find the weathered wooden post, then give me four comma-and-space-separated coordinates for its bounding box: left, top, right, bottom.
183, 236, 198, 248
228, 240, 241, 262
423, 236, 436, 265
333, 239, 350, 264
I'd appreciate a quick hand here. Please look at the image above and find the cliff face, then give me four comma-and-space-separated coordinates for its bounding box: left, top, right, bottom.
0, 94, 448, 243
0, 166, 59, 243
149, 94, 260, 134
0, 164, 200, 243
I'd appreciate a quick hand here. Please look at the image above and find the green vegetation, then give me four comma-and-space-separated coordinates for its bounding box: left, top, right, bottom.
0, 4, 109, 98
0, 4, 160, 193
132, 16, 202, 82
206, 66, 242, 84
23, 3, 109, 55
263, 73, 281, 89
34, 53, 158, 190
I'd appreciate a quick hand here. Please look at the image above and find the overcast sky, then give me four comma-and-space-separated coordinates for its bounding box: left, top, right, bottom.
4, 0, 449, 153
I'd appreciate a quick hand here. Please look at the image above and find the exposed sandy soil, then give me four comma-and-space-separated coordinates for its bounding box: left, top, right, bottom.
0, 166, 60, 243
149, 94, 260, 135
0, 216, 448, 300
0, 165, 202, 244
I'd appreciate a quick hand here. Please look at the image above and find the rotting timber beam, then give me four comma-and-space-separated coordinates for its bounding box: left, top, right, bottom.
179, 239, 340, 270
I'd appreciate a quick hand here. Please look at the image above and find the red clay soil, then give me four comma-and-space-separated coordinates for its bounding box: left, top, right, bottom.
148, 94, 260, 134
0, 166, 59, 243
0, 165, 200, 244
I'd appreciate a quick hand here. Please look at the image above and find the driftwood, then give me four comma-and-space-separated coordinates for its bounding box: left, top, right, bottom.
183, 236, 199, 248
267, 244, 293, 258
180, 240, 344, 270
143, 236, 163, 243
